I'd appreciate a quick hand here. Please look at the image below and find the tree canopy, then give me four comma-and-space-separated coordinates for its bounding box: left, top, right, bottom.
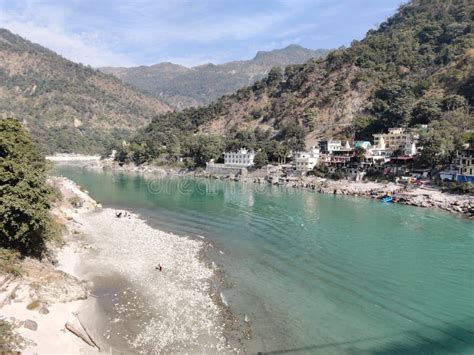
0, 118, 53, 256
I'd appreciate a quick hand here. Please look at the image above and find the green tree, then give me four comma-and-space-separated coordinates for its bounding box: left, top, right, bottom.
0, 119, 52, 256
186, 135, 224, 167
417, 121, 462, 167
130, 142, 150, 165
411, 97, 442, 125
266, 67, 283, 85
331, 168, 348, 181
310, 165, 329, 178
253, 151, 269, 168
304, 109, 317, 131
115, 144, 130, 163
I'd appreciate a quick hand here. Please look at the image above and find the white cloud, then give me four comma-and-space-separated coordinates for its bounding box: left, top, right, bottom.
0, 0, 401, 68
0, 1, 136, 67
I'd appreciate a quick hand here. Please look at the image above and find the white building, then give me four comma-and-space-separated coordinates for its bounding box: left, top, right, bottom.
294, 147, 320, 172
319, 139, 342, 154
366, 135, 392, 163
224, 148, 255, 167
373, 128, 417, 156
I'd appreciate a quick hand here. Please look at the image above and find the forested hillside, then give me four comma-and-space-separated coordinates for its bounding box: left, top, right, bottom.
0, 29, 171, 154
100, 45, 329, 109
118, 0, 473, 168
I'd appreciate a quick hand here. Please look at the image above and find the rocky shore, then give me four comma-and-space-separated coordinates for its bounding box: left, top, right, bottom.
1, 176, 243, 353
0, 177, 100, 353
251, 176, 474, 217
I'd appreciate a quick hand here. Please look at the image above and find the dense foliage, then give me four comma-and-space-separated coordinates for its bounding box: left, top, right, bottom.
0, 118, 53, 256
116, 0, 472, 168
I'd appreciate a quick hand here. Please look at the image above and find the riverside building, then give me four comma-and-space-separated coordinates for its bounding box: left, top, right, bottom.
373, 128, 418, 156
294, 147, 320, 172
224, 148, 255, 167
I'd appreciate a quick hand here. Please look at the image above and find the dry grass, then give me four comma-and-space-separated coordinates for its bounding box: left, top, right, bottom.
0, 319, 23, 352
0, 249, 21, 277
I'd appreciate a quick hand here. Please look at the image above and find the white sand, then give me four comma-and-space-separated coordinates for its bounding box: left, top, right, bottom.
46, 154, 101, 162
1, 299, 95, 354
0, 242, 96, 354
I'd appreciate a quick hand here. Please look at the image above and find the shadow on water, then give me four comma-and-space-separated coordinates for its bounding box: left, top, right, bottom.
259, 319, 474, 355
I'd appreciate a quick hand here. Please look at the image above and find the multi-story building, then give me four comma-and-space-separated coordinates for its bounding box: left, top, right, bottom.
320, 153, 351, 168
294, 147, 320, 172
453, 145, 474, 182
319, 139, 342, 154
373, 128, 417, 156
224, 148, 255, 167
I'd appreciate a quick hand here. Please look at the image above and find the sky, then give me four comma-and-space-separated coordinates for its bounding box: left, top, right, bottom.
0, 0, 404, 68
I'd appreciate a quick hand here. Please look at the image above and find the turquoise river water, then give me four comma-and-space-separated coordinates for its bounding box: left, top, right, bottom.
57, 166, 474, 354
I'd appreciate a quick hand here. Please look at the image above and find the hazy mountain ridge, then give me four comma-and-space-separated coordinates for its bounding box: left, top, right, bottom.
100, 45, 329, 109
0, 28, 171, 153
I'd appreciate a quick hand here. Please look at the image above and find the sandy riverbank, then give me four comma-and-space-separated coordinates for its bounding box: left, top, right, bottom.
46, 154, 101, 162
0, 176, 241, 353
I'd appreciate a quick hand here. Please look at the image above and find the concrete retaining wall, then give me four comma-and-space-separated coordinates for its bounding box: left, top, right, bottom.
206, 163, 248, 176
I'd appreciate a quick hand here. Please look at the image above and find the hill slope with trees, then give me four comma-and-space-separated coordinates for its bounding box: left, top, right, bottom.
0, 29, 171, 154
118, 0, 472, 168
100, 45, 329, 109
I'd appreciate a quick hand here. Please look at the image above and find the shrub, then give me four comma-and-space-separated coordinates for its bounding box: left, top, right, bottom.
253, 151, 269, 168
0, 248, 21, 276
0, 118, 52, 257
0, 319, 22, 351
309, 165, 329, 177
330, 168, 348, 181
438, 181, 474, 195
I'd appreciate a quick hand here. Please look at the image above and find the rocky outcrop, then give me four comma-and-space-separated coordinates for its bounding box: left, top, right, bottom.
12, 258, 89, 305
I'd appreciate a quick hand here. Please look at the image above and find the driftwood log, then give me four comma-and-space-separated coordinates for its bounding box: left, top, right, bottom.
65, 322, 95, 348
75, 312, 101, 351
65, 312, 100, 351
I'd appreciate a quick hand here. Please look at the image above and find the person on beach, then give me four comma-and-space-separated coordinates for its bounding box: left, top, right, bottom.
155, 263, 163, 271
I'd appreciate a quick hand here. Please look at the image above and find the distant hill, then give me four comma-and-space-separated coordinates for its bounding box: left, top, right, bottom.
125, 0, 472, 165
100, 45, 329, 109
0, 29, 171, 154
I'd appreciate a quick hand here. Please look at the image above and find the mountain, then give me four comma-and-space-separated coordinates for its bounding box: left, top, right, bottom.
0, 29, 171, 154
123, 0, 473, 166
100, 45, 329, 109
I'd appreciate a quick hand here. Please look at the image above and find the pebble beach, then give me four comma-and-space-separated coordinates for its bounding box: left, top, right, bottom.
58, 177, 242, 353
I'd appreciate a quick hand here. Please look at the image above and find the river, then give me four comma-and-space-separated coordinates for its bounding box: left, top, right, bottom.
56, 166, 474, 354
